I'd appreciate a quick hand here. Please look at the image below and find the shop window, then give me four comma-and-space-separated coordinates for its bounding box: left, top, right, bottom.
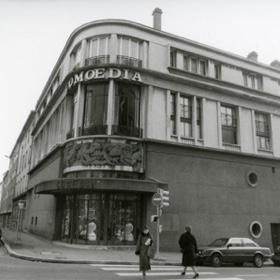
82, 83, 108, 136
221, 105, 237, 144
113, 83, 141, 137
61, 193, 141, 245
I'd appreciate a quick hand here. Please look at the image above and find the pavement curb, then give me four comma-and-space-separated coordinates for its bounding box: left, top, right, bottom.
2, 237, 180, 265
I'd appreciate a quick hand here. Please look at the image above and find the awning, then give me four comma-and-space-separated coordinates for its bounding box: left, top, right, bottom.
35, 178, 168, 195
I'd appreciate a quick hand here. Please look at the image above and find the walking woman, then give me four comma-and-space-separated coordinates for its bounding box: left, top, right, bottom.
135, 225, 153, 279
179, 225, 199, 279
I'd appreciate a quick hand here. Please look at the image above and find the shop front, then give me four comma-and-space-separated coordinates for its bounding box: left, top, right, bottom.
35, 178, 167, 245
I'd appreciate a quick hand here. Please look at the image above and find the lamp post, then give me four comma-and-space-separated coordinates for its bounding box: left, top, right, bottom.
15, 202, 24, 244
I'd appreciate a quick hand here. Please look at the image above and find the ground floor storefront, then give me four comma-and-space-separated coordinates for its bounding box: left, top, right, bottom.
33, 177, 167, 245
59, 192, 143, 245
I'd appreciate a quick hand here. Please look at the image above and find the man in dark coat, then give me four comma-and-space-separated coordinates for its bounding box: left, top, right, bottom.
179, 225, 199, 278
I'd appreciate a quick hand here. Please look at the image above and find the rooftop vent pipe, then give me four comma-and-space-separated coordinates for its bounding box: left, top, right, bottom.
153, 7, 162, 30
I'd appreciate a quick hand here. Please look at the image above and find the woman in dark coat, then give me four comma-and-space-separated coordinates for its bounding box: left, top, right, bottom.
179, 225, 199, 279
135, 225, 153, 279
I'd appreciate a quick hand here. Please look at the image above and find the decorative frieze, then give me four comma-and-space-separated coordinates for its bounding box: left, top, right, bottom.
64, 139, 144, 172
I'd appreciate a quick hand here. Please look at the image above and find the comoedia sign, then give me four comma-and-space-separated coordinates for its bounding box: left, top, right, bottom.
67, 67, 143, 89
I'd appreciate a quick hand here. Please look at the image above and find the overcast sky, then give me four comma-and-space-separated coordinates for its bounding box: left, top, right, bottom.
1, 0, 280, 178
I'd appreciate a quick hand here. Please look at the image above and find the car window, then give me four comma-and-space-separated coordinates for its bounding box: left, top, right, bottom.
244, 241, 257, 247
210, 238, 229, 247
242, 238, 258, 247
229, 238, 243, 247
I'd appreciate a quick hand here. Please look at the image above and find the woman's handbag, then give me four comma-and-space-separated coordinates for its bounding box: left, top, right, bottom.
147, 246, 156, 258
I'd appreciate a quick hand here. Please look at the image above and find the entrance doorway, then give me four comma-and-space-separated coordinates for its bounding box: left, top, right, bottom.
61, 192, 143, 245
271, 223, 280, 251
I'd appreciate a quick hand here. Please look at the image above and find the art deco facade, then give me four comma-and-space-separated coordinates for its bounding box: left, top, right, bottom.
2, 8, 280, 251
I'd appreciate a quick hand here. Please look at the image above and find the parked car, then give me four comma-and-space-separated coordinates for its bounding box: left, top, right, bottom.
271, 246, 280, 266
197, 237, 271, 268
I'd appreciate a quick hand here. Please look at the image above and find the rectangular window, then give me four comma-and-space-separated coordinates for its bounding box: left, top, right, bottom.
88, 37, 108, 57
114, 83, 140, 129
119, 37, 140, 59
170, 92, 176, 135
214, 63, 221, 79
255, 112, 270, 150
196, 99, 202, 139
221, 105, 237, 144
199, 60, 206, 75
71, 45, 81, 70
190, 58, 198, 73
243, 72, 262, 90
183, 55, 188, 71
170, 94, 203, 140
180, 96, 192, 137
170, 50, 177, 67
83, 83, 108, 130
70, 92, 78, 130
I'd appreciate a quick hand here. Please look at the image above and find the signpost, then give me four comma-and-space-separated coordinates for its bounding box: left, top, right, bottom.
152, 189, 169, 259
152, 193, 162, 259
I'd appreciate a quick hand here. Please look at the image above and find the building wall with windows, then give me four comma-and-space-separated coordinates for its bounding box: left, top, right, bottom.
3, 9, 280, 251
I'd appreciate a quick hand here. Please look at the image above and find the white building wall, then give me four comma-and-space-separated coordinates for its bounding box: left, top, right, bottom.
271, 114, 280, 157
204, 99, 219, 148
221, 65, 244, 85
263, 77, 279, 96
146, 87, 167, 140
149, 42, 168, 72
240, 108, 255, 154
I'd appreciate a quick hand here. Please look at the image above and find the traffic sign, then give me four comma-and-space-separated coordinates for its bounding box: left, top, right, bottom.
152, 193, 162, 206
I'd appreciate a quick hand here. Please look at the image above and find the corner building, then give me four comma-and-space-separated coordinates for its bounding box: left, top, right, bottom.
25, 9, 280, 251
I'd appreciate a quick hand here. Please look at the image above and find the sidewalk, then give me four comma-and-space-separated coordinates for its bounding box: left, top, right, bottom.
1, 228, 181, 265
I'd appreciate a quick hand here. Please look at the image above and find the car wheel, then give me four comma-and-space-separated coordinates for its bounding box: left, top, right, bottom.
234, 263, 244, 267
253, 254, 263, 268
211, 253, 222, 267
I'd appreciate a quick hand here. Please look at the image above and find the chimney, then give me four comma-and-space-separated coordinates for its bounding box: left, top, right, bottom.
270, 60, 280, 69
247, 51, 258, 62
152, 7, 162, 30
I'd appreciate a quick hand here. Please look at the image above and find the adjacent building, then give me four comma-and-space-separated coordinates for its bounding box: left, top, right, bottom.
2, 8, 280, 251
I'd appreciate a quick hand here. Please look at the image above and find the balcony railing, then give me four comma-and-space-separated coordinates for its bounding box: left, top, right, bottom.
79, 125, 108, 136
117, 56, 142, 68
67, 125, 142, 139
85, 55, 110, 67
112, 125, 142, 138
